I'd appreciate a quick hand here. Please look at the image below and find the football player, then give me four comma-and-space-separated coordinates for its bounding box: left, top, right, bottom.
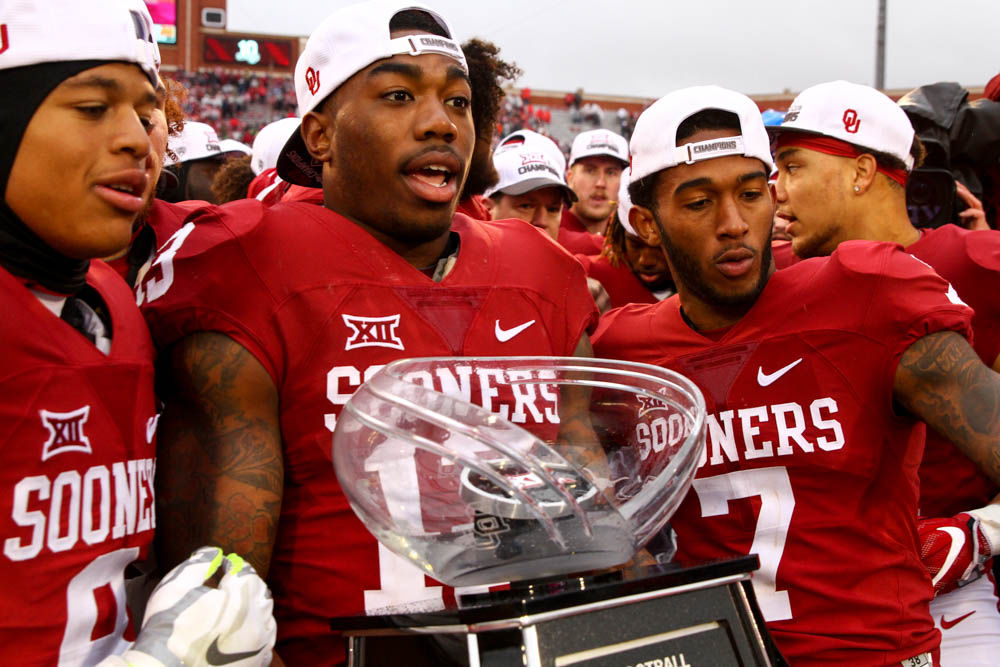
770, 79, 1000, 666
138, 2, 597, 664
0, 1, 273, 664
592, 85, 1000, 666
559, 129, 629, 253
580, 167, 675, 309
483, 129, 576, 240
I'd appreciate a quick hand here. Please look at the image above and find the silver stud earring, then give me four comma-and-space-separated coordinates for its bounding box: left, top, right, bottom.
854, 186, 860, 193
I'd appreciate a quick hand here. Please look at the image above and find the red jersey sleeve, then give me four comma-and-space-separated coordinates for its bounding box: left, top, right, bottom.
831, 240, 974, 397
137, 200, 286, 385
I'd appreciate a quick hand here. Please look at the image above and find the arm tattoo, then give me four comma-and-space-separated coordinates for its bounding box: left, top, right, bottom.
155, 332, 283, 576
896, 331, 1000, 485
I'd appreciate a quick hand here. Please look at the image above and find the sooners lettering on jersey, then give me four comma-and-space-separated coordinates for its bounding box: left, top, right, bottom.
0, 261, 158, 665
594, 241, 972, 666
138, 201, 597, 666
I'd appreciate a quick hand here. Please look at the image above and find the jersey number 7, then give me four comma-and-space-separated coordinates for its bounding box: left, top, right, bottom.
691, 467, 795, 621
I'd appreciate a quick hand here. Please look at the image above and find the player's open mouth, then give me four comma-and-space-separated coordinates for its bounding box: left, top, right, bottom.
93, 170, 148, 214
402, 151, 461, 204
715, 248, 754, 278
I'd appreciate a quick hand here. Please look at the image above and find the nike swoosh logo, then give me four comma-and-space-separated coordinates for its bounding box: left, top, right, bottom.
756, 358, 803, 387
940, 610, 976, 629
931, 526, 967, 589
495, 319, 535, 342
206, 636, 268, 665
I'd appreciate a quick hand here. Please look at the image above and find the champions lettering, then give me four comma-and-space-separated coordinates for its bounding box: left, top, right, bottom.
518, 162, 560, 177
4, 458, 156, 561
692, 140, 738, 155
413, 35, 461, 55
325, 364, 561, 433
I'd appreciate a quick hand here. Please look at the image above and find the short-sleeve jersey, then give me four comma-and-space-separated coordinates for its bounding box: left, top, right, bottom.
576, 253, 659, 309
908, 224, 1000, 517
0, 262, 157, 666
139, 201, 598, 666
593, 241, 973, 667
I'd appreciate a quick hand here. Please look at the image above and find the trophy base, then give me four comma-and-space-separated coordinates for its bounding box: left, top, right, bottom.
332, 556, 786, 666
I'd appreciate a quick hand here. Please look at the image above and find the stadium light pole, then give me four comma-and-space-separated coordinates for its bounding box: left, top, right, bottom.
875, 0, 886, 90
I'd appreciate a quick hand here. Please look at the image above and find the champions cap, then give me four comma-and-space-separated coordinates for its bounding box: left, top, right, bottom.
276, 0, 468, 187
0, 0, 159, 85
485, 130, 576, 202
770, 80, 916, 171
569, 129, 629, 167
251, 117, 300, 175
629, 85, 774, 183
165, 121, 222, 166
219, 139, 252, 156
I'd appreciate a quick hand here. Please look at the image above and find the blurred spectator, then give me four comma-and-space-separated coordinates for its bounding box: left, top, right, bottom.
165, 69, 295, 143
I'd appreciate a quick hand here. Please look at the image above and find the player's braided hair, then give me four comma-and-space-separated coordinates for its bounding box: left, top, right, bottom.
600, 211, 627, 267
161, 77, 187, 164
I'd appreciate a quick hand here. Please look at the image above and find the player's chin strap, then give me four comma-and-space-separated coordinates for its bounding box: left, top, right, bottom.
96, 546, 276, 667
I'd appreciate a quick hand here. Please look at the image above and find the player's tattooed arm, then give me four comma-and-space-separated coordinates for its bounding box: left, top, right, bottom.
155, 332, 283, 577
895, 330, 1000, 486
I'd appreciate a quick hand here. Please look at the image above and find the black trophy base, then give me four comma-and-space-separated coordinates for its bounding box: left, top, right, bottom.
331, 555, 786, 667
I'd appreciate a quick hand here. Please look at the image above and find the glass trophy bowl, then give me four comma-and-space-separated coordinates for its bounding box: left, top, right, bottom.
332, 357, 706, 588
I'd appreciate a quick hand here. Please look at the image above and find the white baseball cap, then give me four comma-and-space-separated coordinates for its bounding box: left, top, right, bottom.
629, 85, 774, 183
569, 129, 629, 167
276, 0, 468, 186
251, 117, 301, 175
485, 131, 576, 202
769, 80, 916, 170
617, 167, 637, 236
0, 0, 159, 85
165, 121, 222, 166
219, 139, 252, 157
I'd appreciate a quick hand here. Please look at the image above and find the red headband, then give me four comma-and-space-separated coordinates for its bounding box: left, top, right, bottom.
775, 134, 909, 187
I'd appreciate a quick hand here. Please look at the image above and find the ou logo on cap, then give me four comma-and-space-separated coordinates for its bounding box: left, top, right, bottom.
842, 109, 861, 134
0, 24, 9, 55
305, 66, 321, 95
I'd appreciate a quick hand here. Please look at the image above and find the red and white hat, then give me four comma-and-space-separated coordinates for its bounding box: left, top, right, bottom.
0, 0, 159, 85
485, 130, 576, 202
569, 129, 629, 167
277, 0, 467, 186
629, 85, 774, 183
770, 80, 916, 170
165, 121, 222, 166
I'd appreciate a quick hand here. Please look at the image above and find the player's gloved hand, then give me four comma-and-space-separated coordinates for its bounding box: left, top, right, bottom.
918, 505, 1000, 596
99, 546, 276, 667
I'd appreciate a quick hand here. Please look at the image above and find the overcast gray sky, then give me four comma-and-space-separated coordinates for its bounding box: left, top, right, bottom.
227, 0, 998, 99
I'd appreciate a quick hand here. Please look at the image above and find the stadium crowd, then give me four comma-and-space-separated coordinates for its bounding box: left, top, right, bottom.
3, 0, 1000, 666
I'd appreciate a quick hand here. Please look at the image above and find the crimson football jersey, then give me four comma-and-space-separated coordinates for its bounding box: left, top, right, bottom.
0, 262, 157, 666
907, 224, 1000, 517
558, 208, 604, 255
138, 201, 598, 665
593, 241, 973, 666
576, 253, 660, 309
